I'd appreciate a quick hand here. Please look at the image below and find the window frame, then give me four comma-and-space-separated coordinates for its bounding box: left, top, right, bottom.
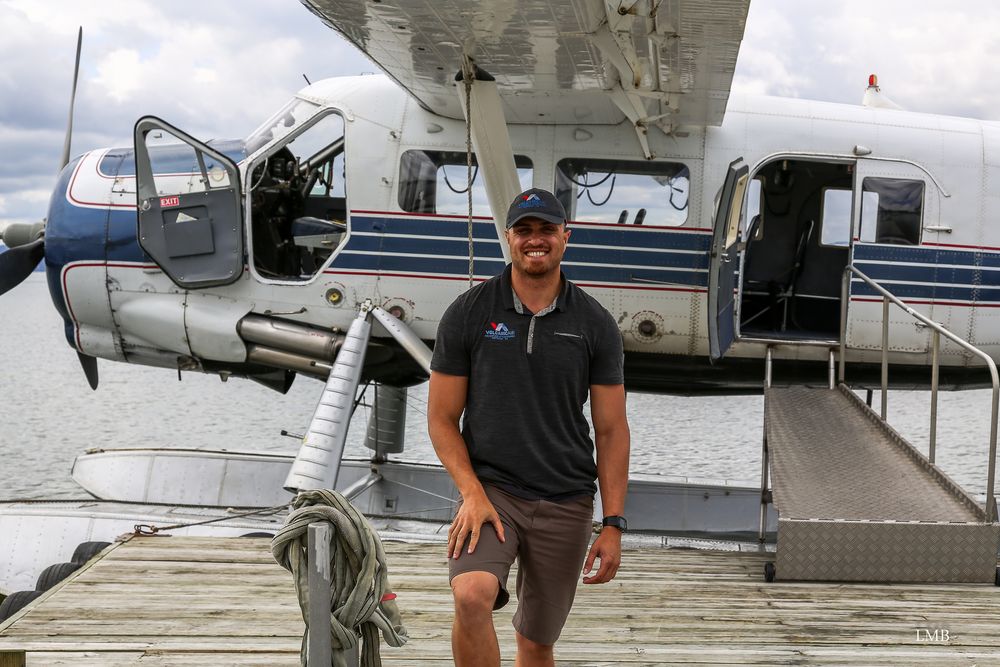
554, 156, 691, 227
243, 107, 349, 285
858, 176, 925, 246
396, 149, 534, 216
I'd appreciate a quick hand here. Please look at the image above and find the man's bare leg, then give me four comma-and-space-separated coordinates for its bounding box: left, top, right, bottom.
451, 572, 501, 666
514, 631, 554, 667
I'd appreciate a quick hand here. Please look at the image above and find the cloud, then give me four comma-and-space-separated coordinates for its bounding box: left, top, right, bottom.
93, 48, 143, 103
0, 0, 374, 222
1, 0, 999, 231
733, 0, 1000, 119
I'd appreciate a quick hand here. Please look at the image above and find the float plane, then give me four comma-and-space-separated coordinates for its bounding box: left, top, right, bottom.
3, 0, 1000, 597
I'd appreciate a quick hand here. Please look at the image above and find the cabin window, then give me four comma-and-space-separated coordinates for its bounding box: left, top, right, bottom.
820, 188, 852, 247
738, 178, 765, 242
246, 110, 347, 281
554, 158, 689, 225
397, 151, 533, 216
859, 177, 924, 245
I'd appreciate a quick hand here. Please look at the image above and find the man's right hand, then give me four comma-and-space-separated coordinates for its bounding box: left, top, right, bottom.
448, 488, 506, 559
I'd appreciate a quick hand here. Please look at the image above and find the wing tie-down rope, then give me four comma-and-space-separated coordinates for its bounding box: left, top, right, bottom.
462, 54, 475, 289
272, 489, 407, 666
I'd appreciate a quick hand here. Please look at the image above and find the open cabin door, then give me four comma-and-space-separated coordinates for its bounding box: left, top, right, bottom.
134, 116, 244, 289
708, 158, 749, 360
846, 158, 940, 354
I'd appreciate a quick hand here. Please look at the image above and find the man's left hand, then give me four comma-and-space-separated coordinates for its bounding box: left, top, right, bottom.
582, 528, 621, 584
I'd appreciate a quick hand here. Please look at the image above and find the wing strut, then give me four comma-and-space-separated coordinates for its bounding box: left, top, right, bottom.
456, 64, 517, 263
284, 300, 433, 493
284, 301, 374, 493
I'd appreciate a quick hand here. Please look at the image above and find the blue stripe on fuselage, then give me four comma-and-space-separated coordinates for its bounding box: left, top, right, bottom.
854, 243, 1000, 269
343, 214, 711, 286
852, 243, 1000, 302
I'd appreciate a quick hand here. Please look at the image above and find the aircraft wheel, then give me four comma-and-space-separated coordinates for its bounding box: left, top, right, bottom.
35, 562, 81, 592
995, 566, 1000, 587
0, 590, 43, 622
71, 541, 112, 564
764, 561, 776, 583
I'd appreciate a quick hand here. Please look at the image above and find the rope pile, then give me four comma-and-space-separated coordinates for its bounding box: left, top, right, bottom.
271, 489, 407, 666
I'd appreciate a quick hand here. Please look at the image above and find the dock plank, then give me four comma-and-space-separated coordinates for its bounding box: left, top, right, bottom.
2, 536, 1000, 665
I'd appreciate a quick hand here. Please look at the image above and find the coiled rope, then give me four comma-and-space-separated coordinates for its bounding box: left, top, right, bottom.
271, 489, 407, 666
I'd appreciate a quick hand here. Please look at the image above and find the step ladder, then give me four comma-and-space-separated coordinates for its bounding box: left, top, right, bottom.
765, 383, 999, 582
759, 266, 1000, 583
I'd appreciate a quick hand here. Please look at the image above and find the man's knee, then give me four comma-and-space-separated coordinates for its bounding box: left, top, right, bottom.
451, 572, 499, 619
515, 632, 554, 657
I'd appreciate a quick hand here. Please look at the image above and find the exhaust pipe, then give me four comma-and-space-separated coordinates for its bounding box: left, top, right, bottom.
246, 345, 332, 377
238, 314, 343, 360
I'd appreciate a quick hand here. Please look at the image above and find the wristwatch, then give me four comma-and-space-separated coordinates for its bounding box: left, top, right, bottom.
602, 515, 628, 533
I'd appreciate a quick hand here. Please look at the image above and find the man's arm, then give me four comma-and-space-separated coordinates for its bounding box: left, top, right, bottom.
582, 383, 630, 584
427, 370, 505, 559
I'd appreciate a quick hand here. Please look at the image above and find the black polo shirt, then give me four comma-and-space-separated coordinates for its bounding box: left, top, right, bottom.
431, 264, 624, 500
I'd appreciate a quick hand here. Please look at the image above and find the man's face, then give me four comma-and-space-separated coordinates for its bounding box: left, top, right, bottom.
505, 218, 571, 277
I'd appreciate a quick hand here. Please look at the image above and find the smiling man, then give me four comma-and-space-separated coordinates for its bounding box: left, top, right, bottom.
427, 188, 631, 666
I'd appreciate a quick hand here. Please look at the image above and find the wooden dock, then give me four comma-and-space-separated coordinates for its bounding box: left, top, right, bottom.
1, 535, 999, 665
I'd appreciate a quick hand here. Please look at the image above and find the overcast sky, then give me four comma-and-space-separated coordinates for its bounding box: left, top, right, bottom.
1, 0, 998, 228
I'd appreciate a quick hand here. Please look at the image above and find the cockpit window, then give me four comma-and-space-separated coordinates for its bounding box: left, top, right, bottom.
245, 97, 323, 156
143, 132, 235, 193
555, 158, 690, 225
246, 110, 347, 282
397, 150, 533, 216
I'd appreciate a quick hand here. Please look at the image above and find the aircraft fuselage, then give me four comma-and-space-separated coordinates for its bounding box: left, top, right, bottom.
42, 76, 1000, 393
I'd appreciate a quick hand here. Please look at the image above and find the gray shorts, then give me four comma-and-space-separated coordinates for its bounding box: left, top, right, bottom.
448, 484, 594, 645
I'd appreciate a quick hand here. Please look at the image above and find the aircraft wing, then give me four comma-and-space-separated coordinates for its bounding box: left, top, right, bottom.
300, 0, 751, 131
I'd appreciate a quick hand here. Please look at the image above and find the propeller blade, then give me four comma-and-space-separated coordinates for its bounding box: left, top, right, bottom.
0, 238, 44, 295
77, 351, 99, 390
60, 27, 83, 171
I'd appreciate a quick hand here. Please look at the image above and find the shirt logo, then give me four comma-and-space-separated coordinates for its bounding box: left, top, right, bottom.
485, 322, 516, 341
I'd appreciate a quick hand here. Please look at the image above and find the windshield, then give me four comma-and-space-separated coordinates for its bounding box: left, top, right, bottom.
245, 97, 323, 156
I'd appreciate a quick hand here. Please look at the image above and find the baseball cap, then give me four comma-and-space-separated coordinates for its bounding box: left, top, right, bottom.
505, 188, 568, 229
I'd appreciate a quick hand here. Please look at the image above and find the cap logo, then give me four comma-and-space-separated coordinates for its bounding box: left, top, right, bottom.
516, 194, 545, 209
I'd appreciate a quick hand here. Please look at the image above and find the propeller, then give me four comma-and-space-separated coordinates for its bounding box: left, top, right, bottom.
0, 28, 98, 388
61, 26, 83, 172
0, 238, 44, 294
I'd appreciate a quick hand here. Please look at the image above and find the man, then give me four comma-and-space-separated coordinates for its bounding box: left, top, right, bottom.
427, 188, 631, 666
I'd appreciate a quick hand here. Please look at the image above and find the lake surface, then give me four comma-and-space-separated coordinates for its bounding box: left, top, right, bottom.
1, 275, 996, 500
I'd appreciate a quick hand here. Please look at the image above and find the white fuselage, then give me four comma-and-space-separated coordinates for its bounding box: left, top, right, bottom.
51, 75, 1000, 391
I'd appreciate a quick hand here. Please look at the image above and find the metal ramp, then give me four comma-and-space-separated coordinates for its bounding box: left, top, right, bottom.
766, 384, 1000, 583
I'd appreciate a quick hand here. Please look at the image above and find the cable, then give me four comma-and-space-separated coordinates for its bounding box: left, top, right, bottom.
442, 164, 479, 194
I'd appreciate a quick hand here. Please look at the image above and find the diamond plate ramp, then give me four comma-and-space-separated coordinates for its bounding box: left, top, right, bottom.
766, 384, 999, 583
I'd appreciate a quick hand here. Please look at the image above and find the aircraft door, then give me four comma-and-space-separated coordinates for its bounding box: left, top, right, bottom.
708, 158, 749, 360
134, 116, 244, 289
847, 159, 938, 353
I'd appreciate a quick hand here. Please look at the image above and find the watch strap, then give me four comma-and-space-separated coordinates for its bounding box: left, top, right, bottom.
602, 515, 627, 532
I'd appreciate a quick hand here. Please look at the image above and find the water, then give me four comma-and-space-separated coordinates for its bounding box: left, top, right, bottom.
0, 275, 995, 500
